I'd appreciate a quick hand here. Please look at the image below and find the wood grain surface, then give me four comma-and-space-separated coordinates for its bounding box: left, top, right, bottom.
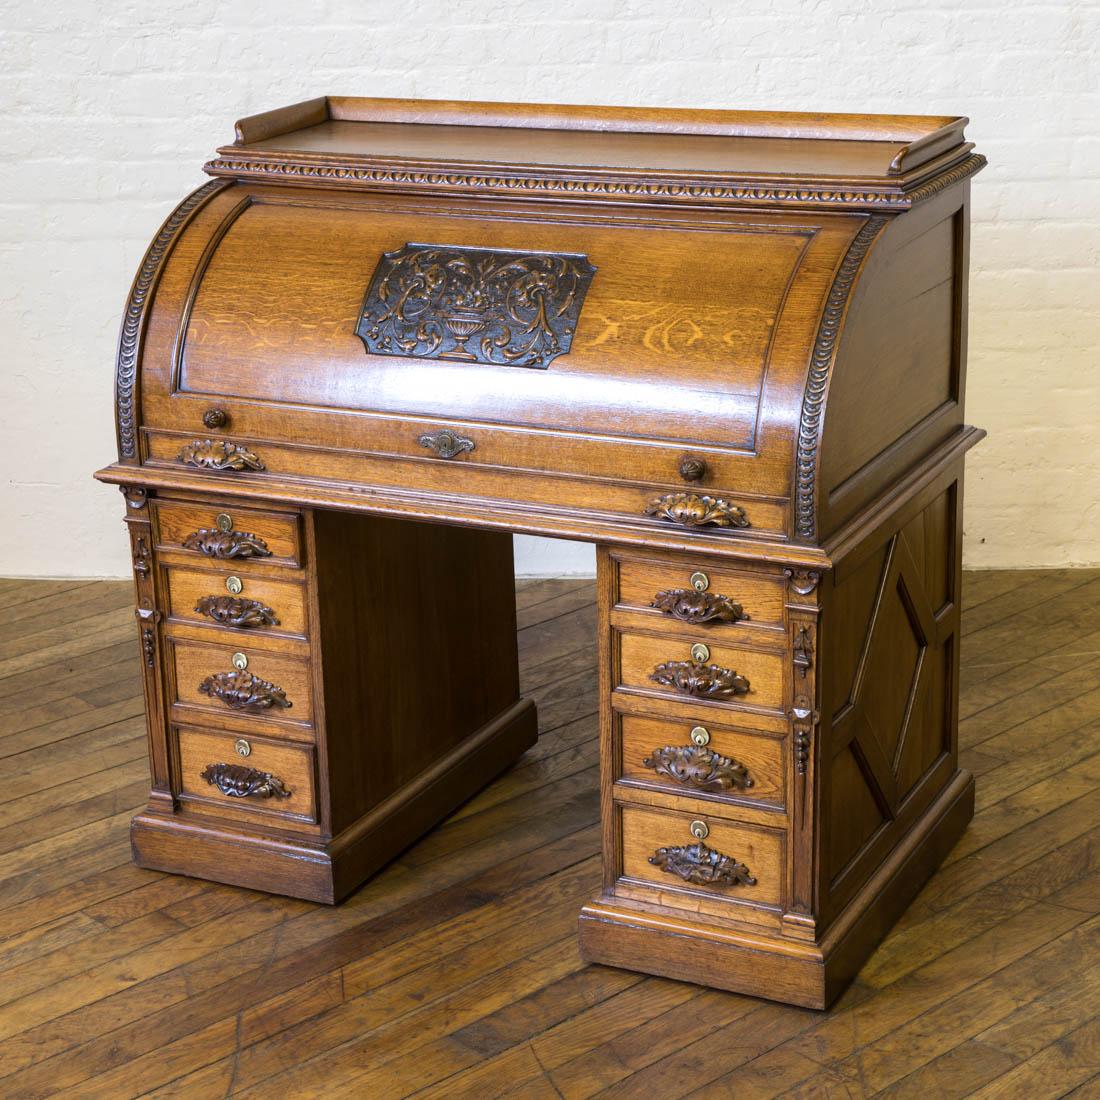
0, 572, 1096, 1097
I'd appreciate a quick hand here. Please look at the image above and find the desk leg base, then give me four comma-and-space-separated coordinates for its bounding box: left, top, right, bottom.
578, 770, 974, 1009
131, 698, 538, 904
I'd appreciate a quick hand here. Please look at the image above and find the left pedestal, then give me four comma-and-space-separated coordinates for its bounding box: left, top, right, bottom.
120, 486, 537, 903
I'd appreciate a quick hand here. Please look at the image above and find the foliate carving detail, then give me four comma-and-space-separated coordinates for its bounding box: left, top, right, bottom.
116, 180, 228, 460
177, 440, 265, 472
194, 596, 280, 629
357, 243, 596, 369
645, 494, 750, 530
200, 762, 291, 799
182, 528, 272, 559
132, 535, 151, 577
649, 842, 757, 887
796, 217, 888, 540
651, 588, 747, 625
206, 159, 918, 210
784, 568, 822, 597
793, 626, 813, 677
650, 660, 750, 699
643, 745, 753, 792
198, 670, 292, 711
418, 428, 475, 460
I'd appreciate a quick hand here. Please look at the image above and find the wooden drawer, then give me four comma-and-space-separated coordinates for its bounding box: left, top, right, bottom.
144, 433, 789, 540
617, 630, 786, 713
175, 725, 317, 828
619, 804, 783, 913
154, 497, 302, 567
169, 639, 314, 726
164, 565, 308, 639
613, 553, 786, 637
618, 713, 785, 809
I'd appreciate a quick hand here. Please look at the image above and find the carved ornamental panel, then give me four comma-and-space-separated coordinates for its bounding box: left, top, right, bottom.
356, 243, 596, 369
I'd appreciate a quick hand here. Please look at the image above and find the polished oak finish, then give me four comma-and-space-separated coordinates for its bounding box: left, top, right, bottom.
96, 96, 985, 1006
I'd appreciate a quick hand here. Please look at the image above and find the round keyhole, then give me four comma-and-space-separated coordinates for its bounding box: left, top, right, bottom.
690, 819, 709, 840
216, 513, 233, 532
690, 726, 710, 747
690, 571, 709, 592
690, 643, 710, 663
232, 652, 248, 670
226, 576, 242, 595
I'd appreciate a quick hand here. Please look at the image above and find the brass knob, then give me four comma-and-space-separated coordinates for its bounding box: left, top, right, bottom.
235, 738, 251, 757
690, 642, 710, 662
232, 652, 248, 670
226, 575, 243, 595
679, 455, 707, 482
690, 819, 709, 840
690, 571, 709, 592
690, 726, 710, 747
203, 408, 229, 430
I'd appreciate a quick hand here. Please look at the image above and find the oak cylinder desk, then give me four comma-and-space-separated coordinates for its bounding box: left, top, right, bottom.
96, 97, 986, 1010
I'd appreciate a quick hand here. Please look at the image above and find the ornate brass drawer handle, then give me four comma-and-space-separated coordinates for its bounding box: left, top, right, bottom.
643, 745, 753, 792
651, 588, 747, 625
649, 841, 756, 887
182, 528, 272, 559
200, 762, 291, 799
177, 439, 265, 472
644, 493, 749, 530
198, 669, 292, 710
418, 428, 475, 460
194, 595, 280, 629
649, 660, 750, 699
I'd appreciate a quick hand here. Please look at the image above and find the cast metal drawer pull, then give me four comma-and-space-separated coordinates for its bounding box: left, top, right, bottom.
649, 841, 756, 887
644, 493, 749, 530
177, 439, 265, 472
198, 669, 292, 711
643, 745, 754, 792
182, 527, 272, 559
651, 588, 747, 625
200, 762, 291, 799
649, 660, 750, 699
194, 595, 280, 629
418, 428, 475, 460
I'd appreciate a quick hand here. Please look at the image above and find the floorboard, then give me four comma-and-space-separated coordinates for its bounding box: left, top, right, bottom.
0, 571, 1096, 1098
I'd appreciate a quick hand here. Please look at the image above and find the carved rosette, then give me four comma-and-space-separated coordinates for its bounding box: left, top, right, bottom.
177, 440, 265, 472
649, 842, 757, 887
650, 660, 750, 700
200, 762, 291, 799
194, 596, 280, 629
651, 588, 747, 625
644, 493, 749, 530
182, 528, 272, 559
198, 670, 292, 710
357, 243, 596, 369
643, 745, 753, 792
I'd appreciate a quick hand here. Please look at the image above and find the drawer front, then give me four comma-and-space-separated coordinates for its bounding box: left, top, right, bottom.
619, 713, 784, 808
144, 433, 789, 540
154, 497, 302, 567
614, 554, 786, 636
165, 565, 308, 638
620, 804, 783, 910
617, 631, 786, 713
176, 726, 317, 826
170, 640, 314, 725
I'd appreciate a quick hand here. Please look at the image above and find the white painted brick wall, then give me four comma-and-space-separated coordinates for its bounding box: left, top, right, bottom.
1, 0, 1097, 577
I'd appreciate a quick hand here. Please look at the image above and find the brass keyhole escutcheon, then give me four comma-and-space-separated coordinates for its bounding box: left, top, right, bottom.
690, 642, 710, 663
690, 571, 709, 592
690, 726, 710, 747
216, 513, 233, 532
235, 738, 251, 757
226, 576, 243, 595
232, 652, 248, 670
690, 819, 709, 840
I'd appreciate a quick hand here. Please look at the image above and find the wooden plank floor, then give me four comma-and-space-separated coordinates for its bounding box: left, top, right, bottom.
0, 572, 1097, 1098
